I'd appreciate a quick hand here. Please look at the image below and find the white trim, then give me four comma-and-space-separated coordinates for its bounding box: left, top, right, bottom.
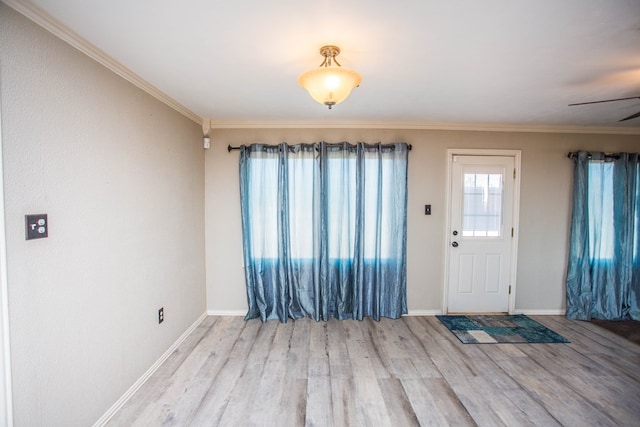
0, 76, 14, 427
2, 0, 201, 125
92, 311, 207, 427
442, 151, 453, 314
442, 149, 522, 315
514, 309, 566, 316
207, 310, 246, 316
509, 153, 522, 315
405, 310, 442, 316
207, 120, 640, 135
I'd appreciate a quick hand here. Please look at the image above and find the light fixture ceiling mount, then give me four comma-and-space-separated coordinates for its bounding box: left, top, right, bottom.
318, 45, 342, 67
298, 45, 362, 109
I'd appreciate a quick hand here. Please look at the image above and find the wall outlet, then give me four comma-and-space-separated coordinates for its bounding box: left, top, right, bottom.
25, 214, 48, 240
158, 307, 164, 324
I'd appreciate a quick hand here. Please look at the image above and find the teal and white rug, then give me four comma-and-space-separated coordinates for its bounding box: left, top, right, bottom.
436, 314, 569, 344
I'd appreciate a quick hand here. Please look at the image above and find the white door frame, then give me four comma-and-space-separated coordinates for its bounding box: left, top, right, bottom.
0, 89, 14, 427
442, 149, 521, 314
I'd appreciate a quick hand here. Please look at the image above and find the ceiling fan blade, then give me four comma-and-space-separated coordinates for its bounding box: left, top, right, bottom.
568, 96, 640, 106
619, 110, 640, 122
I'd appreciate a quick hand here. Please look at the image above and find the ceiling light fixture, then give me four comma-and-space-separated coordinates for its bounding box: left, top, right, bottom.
298, 45, 362, 109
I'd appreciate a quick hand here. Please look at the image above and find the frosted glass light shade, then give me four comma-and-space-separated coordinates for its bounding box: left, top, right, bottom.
298, 65, 362, 108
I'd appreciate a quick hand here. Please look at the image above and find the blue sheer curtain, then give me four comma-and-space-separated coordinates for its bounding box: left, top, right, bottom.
239, 142, 409, 322
566, 151, 640, 320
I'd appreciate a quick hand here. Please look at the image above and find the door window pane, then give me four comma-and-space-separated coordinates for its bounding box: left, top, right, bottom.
462, 173, 503, 237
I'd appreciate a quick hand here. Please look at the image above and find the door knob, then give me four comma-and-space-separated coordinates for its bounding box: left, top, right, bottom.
452, 241, 459, 247
452, 230, 458, 236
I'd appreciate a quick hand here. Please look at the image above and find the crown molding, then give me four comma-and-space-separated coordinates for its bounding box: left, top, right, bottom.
3, 0, 202, 124
205, 119, 640, 135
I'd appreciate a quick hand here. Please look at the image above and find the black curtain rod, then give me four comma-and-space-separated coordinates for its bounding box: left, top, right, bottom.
567, 151, 622, 160
228, 143, 412, 152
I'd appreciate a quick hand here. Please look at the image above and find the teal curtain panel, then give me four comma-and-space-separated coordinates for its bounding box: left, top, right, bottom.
566, 151, 640, 320
238, 142, 409, 322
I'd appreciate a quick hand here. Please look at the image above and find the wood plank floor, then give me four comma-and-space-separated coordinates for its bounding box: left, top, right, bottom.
107, 315, 640, 426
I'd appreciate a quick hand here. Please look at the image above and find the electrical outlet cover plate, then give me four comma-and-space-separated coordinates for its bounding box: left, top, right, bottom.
25, 214, 48, 240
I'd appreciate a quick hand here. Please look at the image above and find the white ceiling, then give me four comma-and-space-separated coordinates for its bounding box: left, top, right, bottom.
11, 0, 640, 130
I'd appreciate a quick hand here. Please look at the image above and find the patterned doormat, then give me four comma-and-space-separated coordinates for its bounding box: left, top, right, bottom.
436, 314, 570, 344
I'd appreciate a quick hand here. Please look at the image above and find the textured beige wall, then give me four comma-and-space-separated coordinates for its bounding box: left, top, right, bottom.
205, 128, 640, 315
0, 5, 206, 425
2, 2, 640, 425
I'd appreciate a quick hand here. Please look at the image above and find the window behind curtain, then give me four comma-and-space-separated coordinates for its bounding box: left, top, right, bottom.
587, 161, 640, 262
588, 161, 615, 261
245, 156, 402, 261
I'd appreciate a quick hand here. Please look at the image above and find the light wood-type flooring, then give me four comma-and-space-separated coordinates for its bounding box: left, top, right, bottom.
107, 315, 640, 426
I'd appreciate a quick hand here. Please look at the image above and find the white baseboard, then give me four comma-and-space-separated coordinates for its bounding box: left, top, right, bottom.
205, 309, 566, 317
207, 310, 246, 316
208, 310, 444, 317
405, 310, 442, 316
418, 309, 566, 316
513, 309, 566, 315
92, 311, 208, 427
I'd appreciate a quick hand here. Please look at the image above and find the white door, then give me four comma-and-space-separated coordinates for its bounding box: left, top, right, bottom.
447, 154, 517, 313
